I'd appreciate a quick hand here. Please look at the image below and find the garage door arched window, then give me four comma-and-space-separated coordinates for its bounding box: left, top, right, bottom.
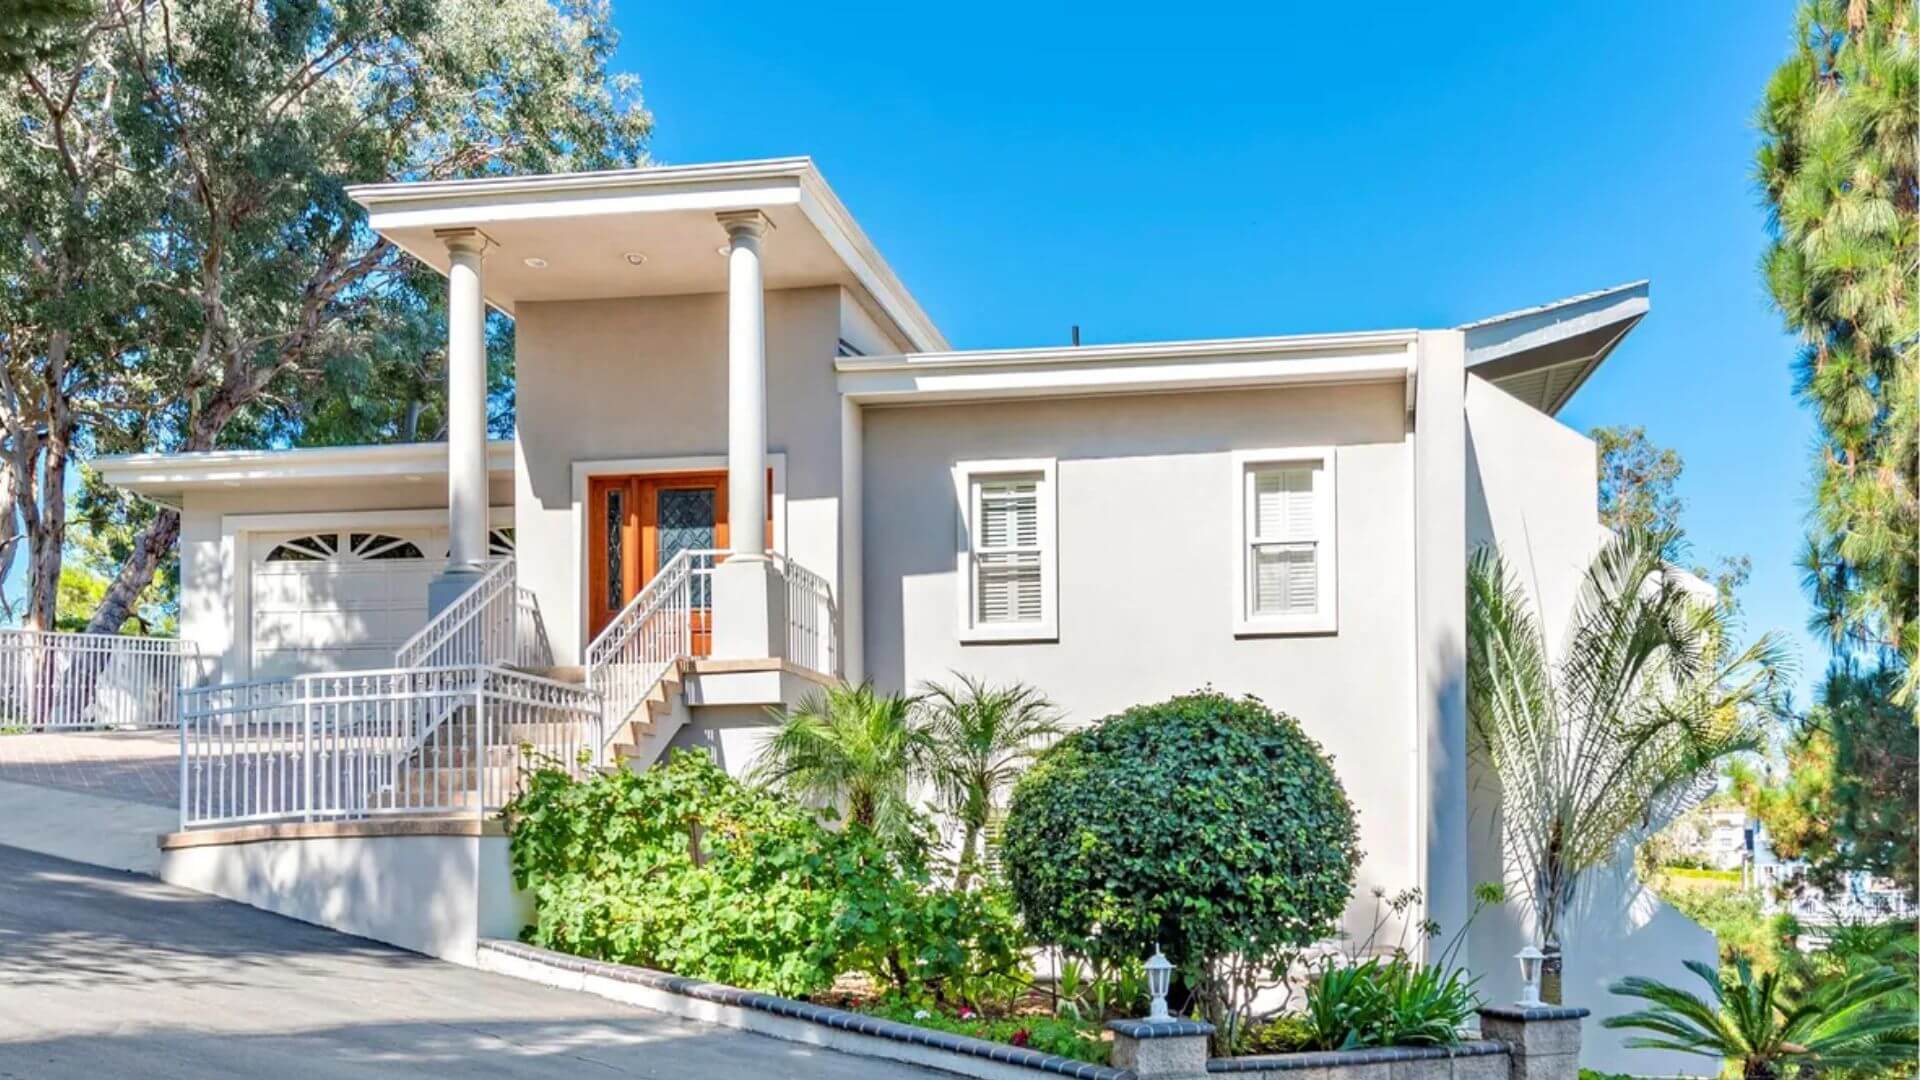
263, 534, 339, 562
489, 528, 515, 558
349, 533, 425, 561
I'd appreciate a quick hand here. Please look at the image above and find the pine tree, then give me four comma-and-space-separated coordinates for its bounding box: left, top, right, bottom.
1755, 0, 1917, 898
1757, 0, 1918, 682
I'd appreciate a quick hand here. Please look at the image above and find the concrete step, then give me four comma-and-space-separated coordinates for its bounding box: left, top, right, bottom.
507, 664, 587, 685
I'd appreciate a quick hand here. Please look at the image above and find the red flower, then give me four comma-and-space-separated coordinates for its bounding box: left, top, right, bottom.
1010, 1029, 1030, 1048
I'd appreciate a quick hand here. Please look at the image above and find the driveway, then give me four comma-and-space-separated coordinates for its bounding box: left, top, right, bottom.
0, 844, 940, 1078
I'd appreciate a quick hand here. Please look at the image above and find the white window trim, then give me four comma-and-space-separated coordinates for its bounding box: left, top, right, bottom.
953, 457, 1058, 644
1232, 447, 1338, 636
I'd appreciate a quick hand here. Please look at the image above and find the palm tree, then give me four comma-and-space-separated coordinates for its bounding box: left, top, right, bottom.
1466, 528, 1788, 1002
919, 674, 1063, 889
1605, 957, 1916, 1079
752, 681, 932, 858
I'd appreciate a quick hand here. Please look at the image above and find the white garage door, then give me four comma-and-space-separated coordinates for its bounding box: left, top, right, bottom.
249, 528, 449, 679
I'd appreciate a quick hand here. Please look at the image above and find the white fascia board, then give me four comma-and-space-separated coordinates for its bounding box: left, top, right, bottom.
350, 158, 947, 352
838, 333, 1417, 404
796, 176, 947, 352
94, 440, 514, 495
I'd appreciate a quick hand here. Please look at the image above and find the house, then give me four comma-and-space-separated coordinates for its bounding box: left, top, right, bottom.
94, 157, 1710, 1074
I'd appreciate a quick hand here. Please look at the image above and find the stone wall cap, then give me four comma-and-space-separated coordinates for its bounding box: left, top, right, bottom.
480, 939, 1133, 1079
1107, 1018, 1215, 1039
1477, 1005, 1591, 1022
1207, 1040, 1507, 1071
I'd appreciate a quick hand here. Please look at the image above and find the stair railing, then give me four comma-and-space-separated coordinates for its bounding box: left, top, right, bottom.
584, 548, 720, 746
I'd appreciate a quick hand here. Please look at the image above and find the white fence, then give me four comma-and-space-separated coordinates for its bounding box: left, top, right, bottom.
179, 664, 601, 828
773, 553, 839, 678
0, 629, 210, 730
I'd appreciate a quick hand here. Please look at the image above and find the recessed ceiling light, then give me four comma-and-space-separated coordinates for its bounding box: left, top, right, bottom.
522, 256, 548, 269
716, 245, 732, 257
623, 252, 647, 266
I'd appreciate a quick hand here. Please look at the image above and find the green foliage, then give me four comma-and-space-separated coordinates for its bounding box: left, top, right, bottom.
858, 1000, 1109, 1065
1593, 425, 1685, 539
1466, 529, 1788, 973
917, 674, 1063, 890
1606, 957, 1916, 1079
1757, 0, 1917, 690
1237, 1014, 1316, 1055
752, 682, 935, 862
1002, 690, 1359, 1051
1735, 662, 1917, 900
1, 0, 649, 630
1300, 958, 1479, 1051
1654, 881, 1796, 975
503, 751, 1020, 1001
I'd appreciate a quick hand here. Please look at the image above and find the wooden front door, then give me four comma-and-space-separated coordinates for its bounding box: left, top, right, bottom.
586, 471, 772, 648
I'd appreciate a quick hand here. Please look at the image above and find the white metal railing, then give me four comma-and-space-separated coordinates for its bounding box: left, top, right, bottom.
178, 664, 601, 828
0, 629, 211, 730
772, 553, 839, 678
584, 548, 720, 736
394, 559, 520, 670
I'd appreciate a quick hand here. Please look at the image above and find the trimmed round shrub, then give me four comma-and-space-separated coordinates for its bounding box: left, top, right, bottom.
1002, 691, 1359, 1005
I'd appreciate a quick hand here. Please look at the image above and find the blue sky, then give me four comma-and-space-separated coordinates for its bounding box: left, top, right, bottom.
613, 1, 1822, 694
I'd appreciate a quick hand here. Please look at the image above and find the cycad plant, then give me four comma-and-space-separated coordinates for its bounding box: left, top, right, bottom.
919, 674, 1063, 889
1466, 527, 1788, 1001
752, 682, 932, 860
1605, 957, 1916, 1079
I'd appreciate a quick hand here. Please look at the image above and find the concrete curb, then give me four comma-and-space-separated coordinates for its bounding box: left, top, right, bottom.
475, 938, 1131, 1080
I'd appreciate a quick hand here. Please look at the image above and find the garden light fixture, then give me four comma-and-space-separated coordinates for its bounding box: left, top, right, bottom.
1515, 946, 1545, 1008
1145, 944, 1173, 1021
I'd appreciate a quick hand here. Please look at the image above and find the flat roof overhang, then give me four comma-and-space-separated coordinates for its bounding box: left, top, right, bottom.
837, 331, 1420, 406
93, 441, 514, 509
1460, 280, 1649, 415
347, 158, 947, 353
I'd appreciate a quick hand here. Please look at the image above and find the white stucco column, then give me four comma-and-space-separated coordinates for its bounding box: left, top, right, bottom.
429, 227, 491, 614
718, 210, 770, 557
711, 210, 783, 659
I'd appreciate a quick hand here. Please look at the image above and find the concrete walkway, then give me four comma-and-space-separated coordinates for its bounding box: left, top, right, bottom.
0, 844, 940, 1079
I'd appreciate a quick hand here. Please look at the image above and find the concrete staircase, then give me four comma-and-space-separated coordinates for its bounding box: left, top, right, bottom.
511, 660, 693, 772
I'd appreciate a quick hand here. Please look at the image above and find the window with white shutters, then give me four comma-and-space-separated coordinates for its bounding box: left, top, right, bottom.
1247, 466, 1318, 615
1233, 449, 1336, 635
955, 458, 1057, 642
973, 476, 1043, 625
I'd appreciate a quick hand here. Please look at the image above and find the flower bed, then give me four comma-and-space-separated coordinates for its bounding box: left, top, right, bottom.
856, 999, 1109, 1065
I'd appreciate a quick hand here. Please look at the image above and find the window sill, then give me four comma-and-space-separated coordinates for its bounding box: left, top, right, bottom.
1233, 615, 1337, 638
959, 622, 1058, 645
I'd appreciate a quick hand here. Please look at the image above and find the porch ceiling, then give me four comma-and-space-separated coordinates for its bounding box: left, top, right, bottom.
348, 158, 947, 351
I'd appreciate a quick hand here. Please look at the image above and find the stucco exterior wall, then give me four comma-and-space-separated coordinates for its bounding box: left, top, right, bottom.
1463, 374, 1716, 1077
860, 383, 1420, 927
512, 286, 846, 664
177, 477, 513, 682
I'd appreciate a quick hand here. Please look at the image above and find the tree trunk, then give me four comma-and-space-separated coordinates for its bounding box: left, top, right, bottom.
85, 507, 181, 634
953, 821, 980, 890
1541, 940, 1564, 1006
22, 435, 69, 632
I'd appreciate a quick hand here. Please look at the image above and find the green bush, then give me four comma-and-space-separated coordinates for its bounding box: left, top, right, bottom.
503, 751, 1021, 1000
1302, 958, 1478, 1050
1002, 690, 1360, 1048
1238, 1015, 1316, 1054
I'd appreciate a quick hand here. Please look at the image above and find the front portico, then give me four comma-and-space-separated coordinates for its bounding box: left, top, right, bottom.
351, 159, 936, 677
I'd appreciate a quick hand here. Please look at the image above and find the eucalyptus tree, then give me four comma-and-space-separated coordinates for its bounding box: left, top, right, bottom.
0, 0, 650, 630
1465, 529, 1788, 1003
